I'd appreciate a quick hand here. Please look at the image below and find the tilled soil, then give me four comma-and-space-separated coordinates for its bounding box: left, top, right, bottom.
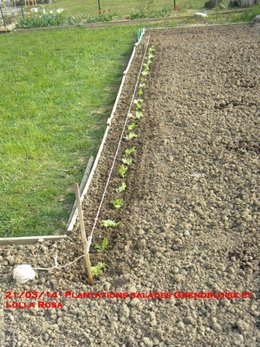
1, 24, 260, 347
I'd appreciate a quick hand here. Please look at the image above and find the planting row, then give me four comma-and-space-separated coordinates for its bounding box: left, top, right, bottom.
88, 45, 156, 279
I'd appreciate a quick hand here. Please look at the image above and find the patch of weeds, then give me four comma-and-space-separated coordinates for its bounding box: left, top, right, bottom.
130, 5, 172, 20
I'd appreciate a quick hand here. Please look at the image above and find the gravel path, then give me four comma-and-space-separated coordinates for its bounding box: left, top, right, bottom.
1, 24, 259, 347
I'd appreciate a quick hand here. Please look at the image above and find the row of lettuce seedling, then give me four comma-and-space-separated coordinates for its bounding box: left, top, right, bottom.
91, 46, 156, 276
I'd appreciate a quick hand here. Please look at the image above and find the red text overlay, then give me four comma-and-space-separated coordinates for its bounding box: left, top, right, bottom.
3, 291, 252, 309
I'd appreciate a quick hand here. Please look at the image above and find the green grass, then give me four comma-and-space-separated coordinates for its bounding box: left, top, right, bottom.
47, 0, 205, 18
227, 4, 260, 22
0, 26, 137, 237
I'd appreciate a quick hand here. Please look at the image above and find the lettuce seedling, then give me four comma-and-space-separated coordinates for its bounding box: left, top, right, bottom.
134, 99, 143, 110
122, 157, 133, 166
125, 132, 138, 141
135, 111, 143, 120
110, 198, 124, 209
137, 88, 144, 96
125, 146, 136, 156
91, 262, 104, 278
118, 164, 128, 178
100, 220, 120, 228
115, 181, 127, 193
93, 238, 109, 252
128, 123, 138, 131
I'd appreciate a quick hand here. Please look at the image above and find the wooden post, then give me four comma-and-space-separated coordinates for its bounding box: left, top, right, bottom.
0, 5, 7, 29
75, 183, 93, 285
97, 0, 101, 14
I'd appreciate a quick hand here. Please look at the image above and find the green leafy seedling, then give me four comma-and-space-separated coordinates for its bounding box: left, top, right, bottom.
125, 146, 136, 156
141, 70, 149, 77
135, 111, 143, 120
115, 181, 127, 193
93, 238, 109, 253
110, 198, 124, 209
134, 99, 143, 110
125, 132, 138, 141
118, 164, 128, 178
100, 220, 120, 228
128, 123, 138, 131
122, 158, 132, 166
137, 88, 144, 96
91, 262, 104, 278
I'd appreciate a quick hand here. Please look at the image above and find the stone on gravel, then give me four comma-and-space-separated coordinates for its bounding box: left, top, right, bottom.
119, 304, 130, 322
142, 337, 153, 347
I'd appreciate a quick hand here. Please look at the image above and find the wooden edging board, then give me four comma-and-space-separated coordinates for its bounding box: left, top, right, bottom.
0, 235, 68, 246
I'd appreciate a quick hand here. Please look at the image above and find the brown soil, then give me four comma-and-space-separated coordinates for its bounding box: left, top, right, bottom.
1, 24, 259, 347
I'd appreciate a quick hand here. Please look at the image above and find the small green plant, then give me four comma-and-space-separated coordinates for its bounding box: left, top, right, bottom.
125, 132, 138, 141
91, 262, 104, 278
93, 238, 109, 252
118, 164, 128, 178
135, 111, 144, 120
125, 147, 136, 156
141, 70, 149, 77
110, 198, 124, 209
122, 158, 133, 166
84, 13, 113, 23
128, 123, 138, 131
115, 181, 127, 193
137, 88, 144, 96
100, 220, 120, 228
134, 99, 143, 110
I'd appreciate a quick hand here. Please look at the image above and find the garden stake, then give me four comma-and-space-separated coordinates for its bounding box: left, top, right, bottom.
75, 183, 93, 285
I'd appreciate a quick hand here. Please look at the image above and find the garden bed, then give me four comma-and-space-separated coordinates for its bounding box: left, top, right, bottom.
1, 24, 259, 346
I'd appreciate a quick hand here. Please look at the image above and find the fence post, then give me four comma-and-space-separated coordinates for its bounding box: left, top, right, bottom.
97, 0, 101, 14
0, 5, 7, 29
21, 4, 24, 19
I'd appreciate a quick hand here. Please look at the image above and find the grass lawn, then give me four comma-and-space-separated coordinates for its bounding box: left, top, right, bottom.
48, 0, 205, 18
0, 26, 137, 237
